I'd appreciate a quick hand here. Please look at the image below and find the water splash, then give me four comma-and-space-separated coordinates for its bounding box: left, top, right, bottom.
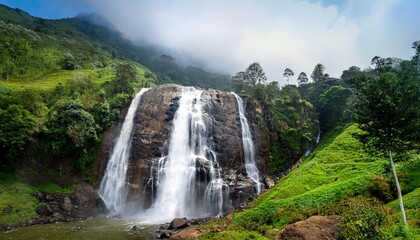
98, 88, 150, 213
232, 93, 264, 194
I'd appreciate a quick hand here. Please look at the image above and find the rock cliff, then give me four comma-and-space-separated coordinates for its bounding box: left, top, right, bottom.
98, 84, 270, 213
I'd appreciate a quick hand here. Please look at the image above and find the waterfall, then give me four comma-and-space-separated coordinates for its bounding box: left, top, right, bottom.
147, 87, 229, 221
232, 93, 264, 194
98, 88, 150, 213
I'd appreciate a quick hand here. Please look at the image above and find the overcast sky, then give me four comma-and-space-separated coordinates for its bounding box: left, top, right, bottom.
2, 0, 419, 85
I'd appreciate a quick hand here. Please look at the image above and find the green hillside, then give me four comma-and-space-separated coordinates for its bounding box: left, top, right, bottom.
0, 4, 231, 89
198, 124, 420, 239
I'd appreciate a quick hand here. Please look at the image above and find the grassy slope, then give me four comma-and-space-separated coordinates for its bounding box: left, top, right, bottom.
200, 124, 388, 239
0, 63, 151, 91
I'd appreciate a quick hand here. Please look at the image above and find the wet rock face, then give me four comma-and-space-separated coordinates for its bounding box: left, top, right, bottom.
125, 84, 181, 209
98, 84, 269, 212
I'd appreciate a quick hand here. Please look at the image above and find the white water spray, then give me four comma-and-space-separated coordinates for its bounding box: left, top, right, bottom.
98, 88, 149, 213
232, 93, 263, 194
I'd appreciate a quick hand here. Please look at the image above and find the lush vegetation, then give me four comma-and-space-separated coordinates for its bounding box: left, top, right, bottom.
231, 63, 319, 174
0, 3, 419, 239
0, 5, 230, 89
198, 124, 420, 239
201, 42, 419, 238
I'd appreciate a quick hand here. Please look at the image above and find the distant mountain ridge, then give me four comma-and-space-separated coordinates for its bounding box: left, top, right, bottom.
0, 3, 231, 89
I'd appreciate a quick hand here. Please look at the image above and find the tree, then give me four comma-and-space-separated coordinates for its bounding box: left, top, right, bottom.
283, 68, 294, 84
318, 86, 353, 130
232, 62, 267, 93
246, 62, 267, 86
311, 63, 325, 82
371, 56, 402, 73
412, 40, 420, 70
340, 66, 361, 81
0, 104, 35, 162
349, 69, 420, 227
114, 62, 138, 94
46, 100, 98, 156
297, 72, 308, 85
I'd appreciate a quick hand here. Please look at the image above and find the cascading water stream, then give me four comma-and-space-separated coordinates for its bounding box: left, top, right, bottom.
232, 93, 264, 194
98, 88, 150, 213
146, 87, 229, 221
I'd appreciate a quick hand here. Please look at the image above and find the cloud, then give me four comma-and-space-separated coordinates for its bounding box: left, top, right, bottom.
84, 0, 420, 85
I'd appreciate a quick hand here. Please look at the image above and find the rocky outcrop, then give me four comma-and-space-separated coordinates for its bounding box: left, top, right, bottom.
97, 84, 270, 213
124, 84, 181, 208
34, 183, 101, 223
277, 215, 341, 240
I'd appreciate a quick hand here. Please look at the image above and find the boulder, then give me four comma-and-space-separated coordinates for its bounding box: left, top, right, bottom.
278, 215, 341, 240
36, 205, 52, 216
264, 176, 276, 188
171, 228, 202, 240
169, 218, 189, 230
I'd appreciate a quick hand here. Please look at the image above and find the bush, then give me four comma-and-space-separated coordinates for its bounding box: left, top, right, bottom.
338, 197, 388, 240
46, 99, 97, 156
367, 175, 394, 202
0, 104, 35, 162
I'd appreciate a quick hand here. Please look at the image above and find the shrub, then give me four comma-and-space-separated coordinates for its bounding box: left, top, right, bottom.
367, 175, 394, 202
338, 197, 388, 240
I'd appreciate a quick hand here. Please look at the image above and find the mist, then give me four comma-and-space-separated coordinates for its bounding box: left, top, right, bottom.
82, 0, 420, 85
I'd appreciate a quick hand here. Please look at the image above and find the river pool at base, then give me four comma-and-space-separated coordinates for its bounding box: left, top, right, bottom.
0, 218, 157, 240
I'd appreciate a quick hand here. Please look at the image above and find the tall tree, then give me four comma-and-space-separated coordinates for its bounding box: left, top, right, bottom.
283, 68, 294, 84
232, 62, 267, 92
246, 62, 267, 86
297, 72, 308, 85
412, 40, 420, 70
311, 63, 325, 82
348, 68, 420, 227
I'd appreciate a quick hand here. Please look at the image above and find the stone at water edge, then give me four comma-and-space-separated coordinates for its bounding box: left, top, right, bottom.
169, 218, 189, 229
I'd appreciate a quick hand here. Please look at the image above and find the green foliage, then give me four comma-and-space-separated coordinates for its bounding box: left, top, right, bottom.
311, 63, 325, 82
113, 62, 137, 94
348, 67, 419, 155
384, 224, 420, 240
198, 230, 267, 240
269, 85, 318, 157
46, 99, 97, 156
398, 154, 420, 194
338, 197, 388, 240
232, 125, 385, 231
232, 63, 319, 174
341, 66, 361, 81
387, 188, 420, 226
318, 85, 353, 131
0, 181, 39, 224
32, 183, 76, 194
232, 62, 267, 93
0, 104, 35, 162
367, 175, 394, 202
297, 72, 308, 85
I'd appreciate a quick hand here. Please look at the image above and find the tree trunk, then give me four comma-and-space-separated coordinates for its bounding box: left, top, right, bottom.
389, 150, 407, 227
